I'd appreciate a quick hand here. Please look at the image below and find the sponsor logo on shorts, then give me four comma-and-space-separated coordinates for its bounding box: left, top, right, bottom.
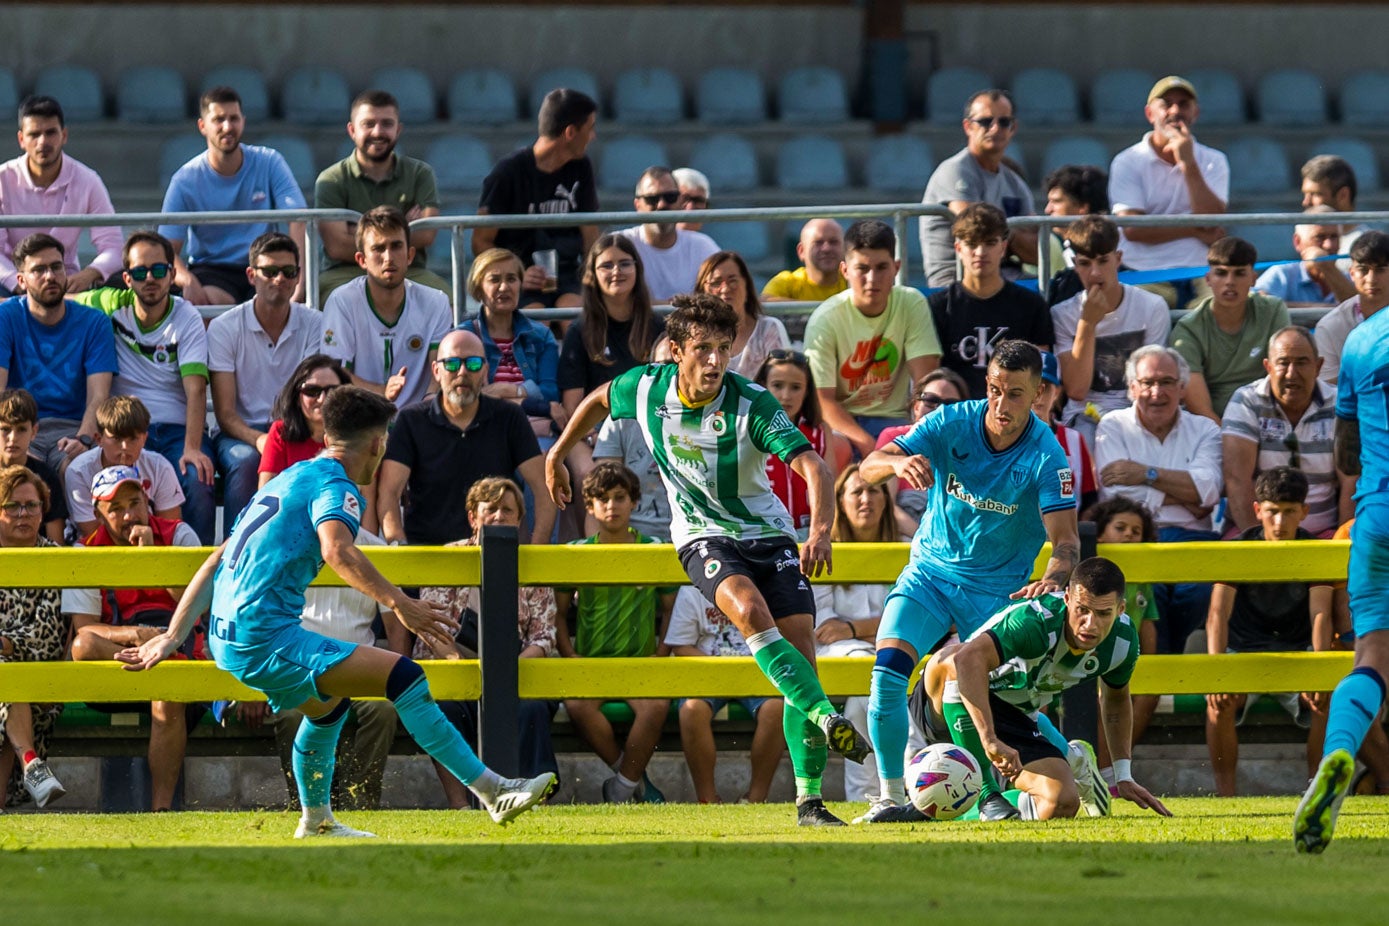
777, 549, 799, 571
1058, 468, 1075, 499
704, 559, 722, 579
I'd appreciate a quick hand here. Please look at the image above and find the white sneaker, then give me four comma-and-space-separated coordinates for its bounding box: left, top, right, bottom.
483, 773, 556, 824
1068, 739, 1111, 818
294, 817, 377, 839
23, 758, 65, 809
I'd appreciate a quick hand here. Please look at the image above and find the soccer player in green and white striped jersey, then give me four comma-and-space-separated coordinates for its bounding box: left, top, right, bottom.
547, 293, 872, 826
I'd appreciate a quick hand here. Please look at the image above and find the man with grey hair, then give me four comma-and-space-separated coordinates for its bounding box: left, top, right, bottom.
919, 89, 1037, 287
673, 167, 710, 233
618, 166, 719, 301
1254, 206, 1356, 307
1222, 326, 1350, 537
1094, 343, 1223, 651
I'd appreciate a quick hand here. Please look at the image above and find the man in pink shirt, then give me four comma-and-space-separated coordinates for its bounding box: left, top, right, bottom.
0, 96, 122, 296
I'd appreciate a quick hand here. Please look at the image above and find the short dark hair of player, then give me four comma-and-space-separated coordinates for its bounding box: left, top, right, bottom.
538, 88, 598, 139
96, 395, 151, 438
351, 89, 398, 115
830, 463, 897, 543
1044, 164, 1109, 214
18, 95, 64, 128
1085, 496, 1157, 543
666, 293, 738, 348
355, 204, 411, 253
987, 339, 1043, 379
696, 250, 762, 320
322, 385, 397, 445
1301, 155, 1356, 204
952, 203, 1009, 246
249, 231, 301, 266
755, 350, 822, 427
582, 460, 642, 505
200, 85, 242, 115
1069, 556, 1126, 601
1063, 215, 1121, 259
0, 464, 49, 514
1350, 230, 1389, 267
1207, 236, 1257, 268
467, 476, 527, 523
843, 219, 896, 256
13, 232, 64, 267
963, 88, 1014, 118
0, 388, 39, 426
122, 230, 175, 267
1254, 465, 1309, 505
273, 354, 351, 444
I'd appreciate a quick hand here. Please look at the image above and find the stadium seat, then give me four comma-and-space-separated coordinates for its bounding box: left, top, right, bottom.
1310, 137, 1381, 195
1010, 68, 1078, 126
34, 65, 104, 122
281, 67, 351, 126
0, 69, 17, 118
200, 67, 270, 122
367, 66, 437, 123
1185, 68, 1245, 127
689, 133, 760, 193
1224, 136, 1291, 197
528, 67, 601, 116
864, 135, 933, 195
613, 68, 683, 125
1040, 136, 1110, 178
159, 134, 209, 187
448, 69, 520, 126
425, 134, 493, 195
778, 67, 849, 124
1256, 69, 1327, 127
598, 135, 669, 192
926, 66, 991, 125
712, 221, 770, 263
1238, 222, 1298, 263
116, 67, 187, 124
776, 135, 849, 191
1090, 69, 1156, 126
1340, 70, 1389, 128
695, 67, 766, 125
257, 134, 318, 192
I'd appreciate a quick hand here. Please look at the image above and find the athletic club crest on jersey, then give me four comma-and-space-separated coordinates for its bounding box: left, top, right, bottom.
1010, 464, 1030, 487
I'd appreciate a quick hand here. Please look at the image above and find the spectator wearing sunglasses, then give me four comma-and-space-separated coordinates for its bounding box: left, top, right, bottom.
257, 355, 351, 488
206, 232, 323, 531
920, 89, 1038, 288
618, 166, 720, 302
73, 231, 216, 543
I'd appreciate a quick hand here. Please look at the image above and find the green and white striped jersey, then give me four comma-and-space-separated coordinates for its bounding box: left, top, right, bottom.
974, 592, 1141, 714
608, 363, 811, 548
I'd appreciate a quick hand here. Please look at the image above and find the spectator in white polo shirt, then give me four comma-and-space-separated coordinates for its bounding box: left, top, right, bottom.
618, 167, 720, 302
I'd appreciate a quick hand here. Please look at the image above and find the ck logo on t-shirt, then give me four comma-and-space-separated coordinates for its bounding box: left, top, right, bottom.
954, 326, 1010, 368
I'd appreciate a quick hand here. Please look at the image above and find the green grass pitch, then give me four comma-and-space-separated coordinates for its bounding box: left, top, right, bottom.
4, 798, 1389, 925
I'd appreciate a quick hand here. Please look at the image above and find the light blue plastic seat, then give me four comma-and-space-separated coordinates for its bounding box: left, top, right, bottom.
712, 222, 770, 263
257, 134, 317, 192
776, 135, 849, 191
1238, 222, 1298, 263
613, 68, 683, 125
778, 67, 848, 123
424, 134, 493, 195
117, 67, 187, 123
927, 66, 991, 125
1257, 69, 1327, 127
695, 67, 766, 124
1310, 137, 1380, 195
0, 69, 17, 118
159, 134, 210, 187
1040, 136, 1109, 178
1224, 136, 1291, 197
865, 136, 933, 195
367, 67, 437, 123
1090, 69, 1156, 126
1010, 67, 1079, 127
448, 69, 519, 126
1341, 70, 1389, 128
689, 133, 760, 192
528, 68, 601, 117
1185, 68, 1245, 127
281, 67, 351, 126
200, 67, 270, 122
598, 136, 670, 192
34, 65, 104, 122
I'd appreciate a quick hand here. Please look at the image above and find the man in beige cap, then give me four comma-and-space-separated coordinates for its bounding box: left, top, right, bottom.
1108, 76, 1230, 308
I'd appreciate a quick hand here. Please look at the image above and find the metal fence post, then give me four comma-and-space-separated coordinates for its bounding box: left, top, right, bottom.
1060, 520, 1100, 742
451, 224, 467, 326
305, 219, 321, 310
478, 524, 522, 776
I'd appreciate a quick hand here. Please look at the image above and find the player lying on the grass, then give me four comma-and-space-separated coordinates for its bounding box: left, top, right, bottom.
916, 556, 1171, 820
546, 293, 872, 827
118, 386, 555, 838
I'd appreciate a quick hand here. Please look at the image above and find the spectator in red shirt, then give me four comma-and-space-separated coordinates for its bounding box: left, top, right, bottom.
258, 354, 350, 488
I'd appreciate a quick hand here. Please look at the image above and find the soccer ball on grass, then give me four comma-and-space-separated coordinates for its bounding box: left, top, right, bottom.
906, 743, 983, 820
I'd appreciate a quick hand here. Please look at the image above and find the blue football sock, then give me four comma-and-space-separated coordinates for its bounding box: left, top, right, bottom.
1324, 666, 1387, 758
867, 648, 916, 781
293, 700, 350, 810
392, 673, 488, 786
1035, 711, 1070, 755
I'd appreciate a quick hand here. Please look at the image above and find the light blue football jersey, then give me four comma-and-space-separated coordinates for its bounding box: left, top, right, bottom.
892, 400, 1075, 596
1336, 306, 1389, 506
211, 456, 364, 640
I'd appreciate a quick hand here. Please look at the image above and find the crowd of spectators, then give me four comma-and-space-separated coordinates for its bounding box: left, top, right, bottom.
0, 70, 1377, 806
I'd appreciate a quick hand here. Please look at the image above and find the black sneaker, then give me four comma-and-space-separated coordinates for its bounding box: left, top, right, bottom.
822, 713, 873, 764
852, 798, 930, 824
976, 791, 1020, 821
796, 798, 847, 827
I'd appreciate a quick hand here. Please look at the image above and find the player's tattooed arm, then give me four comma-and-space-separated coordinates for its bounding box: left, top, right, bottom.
1012, 510, 1080, 599
1334, 416, 1361, 477
1044, 539, 1080, 586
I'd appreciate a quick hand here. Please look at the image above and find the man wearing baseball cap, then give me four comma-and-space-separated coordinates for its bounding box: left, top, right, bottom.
62, 464, 204, 811
1108, 75, 1230, 309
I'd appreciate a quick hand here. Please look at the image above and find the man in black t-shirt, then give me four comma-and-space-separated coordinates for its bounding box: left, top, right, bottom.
928, 203, 1053, 397
474, 89, 600, 310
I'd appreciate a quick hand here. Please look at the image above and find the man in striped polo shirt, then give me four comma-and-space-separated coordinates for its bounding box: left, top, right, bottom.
1221, 326, 1351, 538
546, 293, 872, 826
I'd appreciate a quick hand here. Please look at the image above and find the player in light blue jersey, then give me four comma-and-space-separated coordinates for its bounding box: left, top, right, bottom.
855, 339, 1081, 823
1294, 294, 1389, 853
119, 386, 554, 838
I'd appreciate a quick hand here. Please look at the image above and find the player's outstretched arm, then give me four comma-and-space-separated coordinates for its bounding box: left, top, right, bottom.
117, 543, 225, 671
1012, 508, 1080, 599
1100, 681, 1173, 817
860, 442, 933, 490
949, 637, 1022, 779
545, 383, 613, 509
790, 449, 834, 578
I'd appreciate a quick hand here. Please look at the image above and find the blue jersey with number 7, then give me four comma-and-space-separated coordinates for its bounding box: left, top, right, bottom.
212, 456, 365, 640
